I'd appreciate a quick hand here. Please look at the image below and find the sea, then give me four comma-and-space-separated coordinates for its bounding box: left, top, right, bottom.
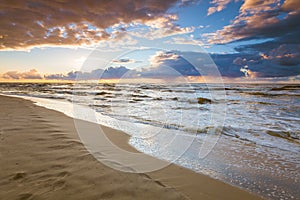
0, 82, 299, 200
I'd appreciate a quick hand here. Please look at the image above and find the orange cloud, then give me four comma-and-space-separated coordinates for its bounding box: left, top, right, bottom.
1, 69, 42, 80
0, 0, 178, 50
282, 0, 300, 11
149, 51, 180, 67
207, 0, 233, 16
129, 14, 194, 40
204, 0, 299, 44
240, 0, 279, 13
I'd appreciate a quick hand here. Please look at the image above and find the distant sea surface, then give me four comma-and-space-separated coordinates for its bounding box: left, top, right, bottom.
0, 82, 299, 200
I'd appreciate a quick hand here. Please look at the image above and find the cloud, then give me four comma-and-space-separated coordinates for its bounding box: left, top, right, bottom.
282, 0, 300, 11
129, 14, 195, 40
149, 51, 180, 67
0, 0, 179, 50
236, 42, 300, 68
45, 69, 104, 80
101, 66, 129, 79
147, 50, 298, 78
146, 50, 300, 78
45, 67, 131, 80
211, 52, 300, 77
207, 0, 233, 16
240, 0, 280, 13
145, 51, 200, 77
178, 0, 201, 7
205, 0, 300, 44
99, 31, 138, 50
233, 57, 247, 65
112, 58, 136, 64
203, 0, 300, 78
265, 44, 300, 65
165, 36, 204, 46
240, 65, 260, 78
2, 49, 299, 81
1, 69, 42, 79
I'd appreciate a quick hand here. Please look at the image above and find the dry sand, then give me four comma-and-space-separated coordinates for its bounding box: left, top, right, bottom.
0, 95, 264, 200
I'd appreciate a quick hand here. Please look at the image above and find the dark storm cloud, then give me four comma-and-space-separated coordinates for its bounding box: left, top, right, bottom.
235, 42, 300, 73
0, 0, 178, 50
212, 52, 300, 78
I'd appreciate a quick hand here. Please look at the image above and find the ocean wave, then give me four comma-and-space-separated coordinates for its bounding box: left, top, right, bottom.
270, 85, 300, 91
130, 94, 151, 98
243, 91, 300, 97
95, 91, 111, 95
129, 98, 144, 103
152, 97, 163, 101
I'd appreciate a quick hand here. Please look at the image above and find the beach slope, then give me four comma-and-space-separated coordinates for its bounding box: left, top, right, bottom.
0, 95, 264, 200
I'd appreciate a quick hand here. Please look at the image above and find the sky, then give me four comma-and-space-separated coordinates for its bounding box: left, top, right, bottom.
0, 0, 299, 82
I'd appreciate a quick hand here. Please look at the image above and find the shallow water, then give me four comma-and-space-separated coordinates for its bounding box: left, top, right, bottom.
0, 83, 299, 200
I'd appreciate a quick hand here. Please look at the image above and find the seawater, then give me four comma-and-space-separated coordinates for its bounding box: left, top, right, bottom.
0, 83, 299, 200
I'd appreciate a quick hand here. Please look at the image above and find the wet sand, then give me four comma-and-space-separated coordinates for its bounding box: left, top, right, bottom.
0, 95, 264, 200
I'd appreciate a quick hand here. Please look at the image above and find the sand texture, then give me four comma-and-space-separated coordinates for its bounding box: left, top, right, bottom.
0, 95, 264, 200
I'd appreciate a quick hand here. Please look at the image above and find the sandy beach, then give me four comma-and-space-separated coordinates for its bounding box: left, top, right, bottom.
0, 95, 264, 200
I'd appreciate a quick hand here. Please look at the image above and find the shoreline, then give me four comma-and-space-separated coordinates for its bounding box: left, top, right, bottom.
0, 95, 264, 199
